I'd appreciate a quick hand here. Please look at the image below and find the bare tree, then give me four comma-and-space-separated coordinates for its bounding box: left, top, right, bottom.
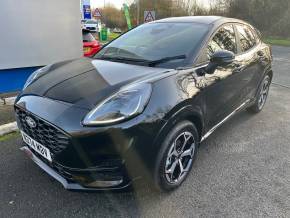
129, 0, 290, 37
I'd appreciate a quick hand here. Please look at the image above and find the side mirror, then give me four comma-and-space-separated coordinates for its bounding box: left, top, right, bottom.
205, 50, 235, 74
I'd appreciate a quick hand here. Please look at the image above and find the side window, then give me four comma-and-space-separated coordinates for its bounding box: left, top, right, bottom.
83, 32, 95, 42
207, 25, 237, 59
251, 27, 261, 44
236, 25, 256, 52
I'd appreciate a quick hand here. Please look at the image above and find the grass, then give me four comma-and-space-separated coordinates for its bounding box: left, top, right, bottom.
99, 32, 121, 44
264, 37, 290, 47
0, 131, 20, 142
108, 32, 121, 41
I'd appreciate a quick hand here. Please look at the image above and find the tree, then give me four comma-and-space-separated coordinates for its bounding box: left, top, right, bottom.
96, 4, 127, 29
127, 0, 290, 37
129, 0, 199, 25
225, 0, 290, 37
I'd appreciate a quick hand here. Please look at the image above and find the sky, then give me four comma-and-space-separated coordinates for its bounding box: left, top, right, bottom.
91, 0, 133, 9
91, 0, 210, 9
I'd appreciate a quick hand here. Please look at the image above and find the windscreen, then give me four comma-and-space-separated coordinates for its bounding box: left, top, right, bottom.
95, 22, 209, 68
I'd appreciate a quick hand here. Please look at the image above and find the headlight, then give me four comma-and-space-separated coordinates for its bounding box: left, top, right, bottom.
23, 65, 52, 89
83, 83, 152, 126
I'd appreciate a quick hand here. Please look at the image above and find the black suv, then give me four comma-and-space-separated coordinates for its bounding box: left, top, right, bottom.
15, 16, 272, 191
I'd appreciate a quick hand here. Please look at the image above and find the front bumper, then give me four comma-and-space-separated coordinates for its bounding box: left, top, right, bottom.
20, 146, 132, 190
15, 95, 165, 190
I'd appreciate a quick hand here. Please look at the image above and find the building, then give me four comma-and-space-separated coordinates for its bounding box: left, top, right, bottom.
0, 0, 83, 94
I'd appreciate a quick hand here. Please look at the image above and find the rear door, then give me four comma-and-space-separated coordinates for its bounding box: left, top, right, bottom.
234, 24, 263, 102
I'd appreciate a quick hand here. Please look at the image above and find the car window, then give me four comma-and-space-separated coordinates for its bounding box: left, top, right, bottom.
86, 20, 97, 24
207, 24, 237, 59
236, 24, 257, 52
83, 32, 95, 42
95, 22, 209, 68
251, 27, 261, 44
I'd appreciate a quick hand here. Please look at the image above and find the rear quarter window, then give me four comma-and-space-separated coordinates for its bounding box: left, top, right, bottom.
251, 27, 262, 44
236, 24, 257, 52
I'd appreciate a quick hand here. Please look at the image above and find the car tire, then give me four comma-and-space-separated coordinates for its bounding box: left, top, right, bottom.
247, 74, 271, 113
153, 121, 199, 192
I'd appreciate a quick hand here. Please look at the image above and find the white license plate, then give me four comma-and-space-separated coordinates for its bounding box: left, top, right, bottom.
21, 131, 52, 162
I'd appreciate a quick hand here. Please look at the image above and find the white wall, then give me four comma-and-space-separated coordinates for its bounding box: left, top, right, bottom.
0, 0, 83, 70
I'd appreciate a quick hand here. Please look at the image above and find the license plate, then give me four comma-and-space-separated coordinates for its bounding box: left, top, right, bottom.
21, 131, 52, 162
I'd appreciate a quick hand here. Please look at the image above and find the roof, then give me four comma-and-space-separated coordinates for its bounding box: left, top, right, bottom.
155, 16, 222, 24
154, 16, 244, 25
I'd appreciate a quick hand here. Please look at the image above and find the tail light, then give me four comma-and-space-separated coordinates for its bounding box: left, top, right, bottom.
83, 47, 92, 53
92, 42, 100, 48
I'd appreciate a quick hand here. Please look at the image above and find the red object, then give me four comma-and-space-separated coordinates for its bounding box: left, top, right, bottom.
83, 40, 102, 57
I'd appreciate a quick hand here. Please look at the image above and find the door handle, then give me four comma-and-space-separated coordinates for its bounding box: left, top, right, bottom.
233, 64, 243, 73
257, 51, 264, 57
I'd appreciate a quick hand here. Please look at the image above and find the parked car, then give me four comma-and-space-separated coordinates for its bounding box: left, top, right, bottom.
83, 19, 99, 32
82, 29, 101, 57
15, 16, 273, 192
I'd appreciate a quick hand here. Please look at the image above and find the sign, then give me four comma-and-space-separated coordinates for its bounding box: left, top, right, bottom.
144, 11, 155, 23
123, 4, 132, 30
93, 8, 102, 18
83, 5, 92, 19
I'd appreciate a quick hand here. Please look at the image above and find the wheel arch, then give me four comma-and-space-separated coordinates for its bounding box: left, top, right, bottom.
153, 104, 205, 148
254, 67, 273, 99
267, 69, 273, 81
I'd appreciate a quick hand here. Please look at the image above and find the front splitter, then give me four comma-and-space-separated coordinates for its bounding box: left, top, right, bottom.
20, 146, 132, 191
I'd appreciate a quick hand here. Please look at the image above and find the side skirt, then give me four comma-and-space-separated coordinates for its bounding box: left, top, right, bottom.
200, 99, 251, 142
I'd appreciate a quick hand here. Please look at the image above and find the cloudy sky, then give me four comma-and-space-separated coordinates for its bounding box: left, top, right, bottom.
91, 0, 210, 9
91, 0, 133, 9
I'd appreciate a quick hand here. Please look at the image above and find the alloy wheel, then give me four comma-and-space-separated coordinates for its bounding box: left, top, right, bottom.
165, 131, 195, 184
258, 77, 270, 110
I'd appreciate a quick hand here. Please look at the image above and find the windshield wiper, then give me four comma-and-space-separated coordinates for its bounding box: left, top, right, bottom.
147, 55, 187, 66
98, 55, 148, 63
97, 54, 187, 67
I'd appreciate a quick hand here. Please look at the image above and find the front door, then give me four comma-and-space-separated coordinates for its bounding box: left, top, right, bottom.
196, 24, 244, 130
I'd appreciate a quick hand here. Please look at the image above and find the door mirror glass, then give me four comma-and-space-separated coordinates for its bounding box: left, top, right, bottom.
205, 50, 235, 74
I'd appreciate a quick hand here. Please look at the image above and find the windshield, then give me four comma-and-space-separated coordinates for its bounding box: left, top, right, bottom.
86, 20, 98, 24
95, 22, 209, 68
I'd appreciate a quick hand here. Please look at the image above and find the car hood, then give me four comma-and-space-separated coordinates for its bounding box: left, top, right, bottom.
22, 58, 171, 110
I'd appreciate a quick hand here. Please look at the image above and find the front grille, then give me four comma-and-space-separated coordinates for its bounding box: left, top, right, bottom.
15, 106, 70, 155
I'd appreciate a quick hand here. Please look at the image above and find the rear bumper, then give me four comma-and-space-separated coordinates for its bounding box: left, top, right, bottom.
20, 146, 133, 191
83, 46, 101, 57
